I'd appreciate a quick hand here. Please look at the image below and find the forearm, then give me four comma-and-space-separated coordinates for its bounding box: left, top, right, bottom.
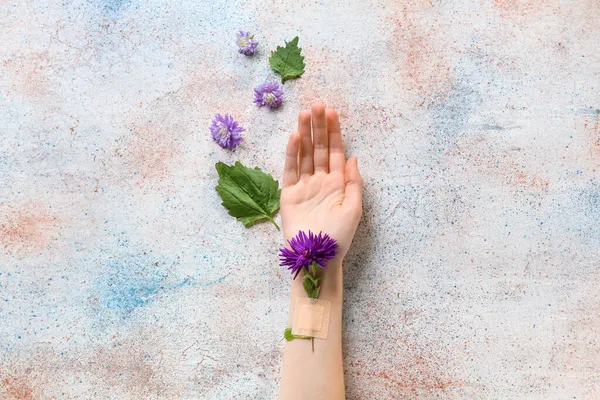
277, 104, 362, 398
279, 259, 345, 400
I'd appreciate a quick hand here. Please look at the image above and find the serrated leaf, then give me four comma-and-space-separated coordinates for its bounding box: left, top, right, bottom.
215, 161, 281, 229
269, 36, 305, 83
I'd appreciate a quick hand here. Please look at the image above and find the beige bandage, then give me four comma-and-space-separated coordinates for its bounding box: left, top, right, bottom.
291, 297, 331, 339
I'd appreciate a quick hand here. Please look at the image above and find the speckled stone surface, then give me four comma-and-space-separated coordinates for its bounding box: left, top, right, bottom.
1, 1, 599, 399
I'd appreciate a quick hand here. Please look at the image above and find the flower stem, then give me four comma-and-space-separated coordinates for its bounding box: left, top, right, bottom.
269, 217, 280, 230
303, 265, 321, 299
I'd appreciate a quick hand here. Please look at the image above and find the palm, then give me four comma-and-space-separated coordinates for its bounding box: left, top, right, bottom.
280, 105, 363, 259
282, 171, 345, 235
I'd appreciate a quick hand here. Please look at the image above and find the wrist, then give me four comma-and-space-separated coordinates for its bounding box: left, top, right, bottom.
321, 259, 342, 282
291, 259, 343, 292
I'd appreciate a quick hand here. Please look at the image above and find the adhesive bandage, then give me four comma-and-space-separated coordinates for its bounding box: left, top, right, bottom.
291, 297, 331, 339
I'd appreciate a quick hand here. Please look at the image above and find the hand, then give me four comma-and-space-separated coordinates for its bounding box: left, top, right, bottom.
280, 104, 363, 260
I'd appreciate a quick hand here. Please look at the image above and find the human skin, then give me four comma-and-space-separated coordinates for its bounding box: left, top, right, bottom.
278, 104, 364, 400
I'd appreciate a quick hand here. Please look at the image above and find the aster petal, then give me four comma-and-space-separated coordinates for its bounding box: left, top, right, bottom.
253, 81, 284, 109
237, 30, 259, 56
209, 113, 244, 150
289, 237, 304, 254
279, 230, 339, 279
293, 266, 302, 279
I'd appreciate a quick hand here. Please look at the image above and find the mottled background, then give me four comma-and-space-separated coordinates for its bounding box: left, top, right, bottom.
1, 0, 599, 399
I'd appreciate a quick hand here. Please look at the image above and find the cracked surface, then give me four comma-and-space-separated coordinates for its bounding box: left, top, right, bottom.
1, 0, 599, 398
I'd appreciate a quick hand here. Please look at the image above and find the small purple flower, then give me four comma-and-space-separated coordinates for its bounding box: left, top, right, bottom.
236, 30, 259, 56
254, 81, 284, 109
210, 114, 244, 150
279, 230, 338, 279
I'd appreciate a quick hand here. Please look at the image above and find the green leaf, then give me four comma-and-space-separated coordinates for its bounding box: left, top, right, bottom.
284, 328, 295, 341
284, 327, 311, 341
269, 36, 305, 83
303, 272, 317, 285
215, 161, 281, 229
310, 262, 318, 276
303, 276, 314, 295
311, 286, 320, 299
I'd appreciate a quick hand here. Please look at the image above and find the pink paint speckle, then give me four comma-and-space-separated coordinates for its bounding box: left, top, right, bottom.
0, 203, 59, 257
1, 376, 34, 400
125, 124, 181, 183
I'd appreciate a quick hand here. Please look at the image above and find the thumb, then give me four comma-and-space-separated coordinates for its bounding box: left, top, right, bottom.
343, 157, 363, 214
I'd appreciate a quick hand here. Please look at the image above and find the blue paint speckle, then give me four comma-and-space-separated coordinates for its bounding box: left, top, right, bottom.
100, 259, 165, 315
88, 0, 131, 14
428, 81, 477, 142
93, 256, 227, 318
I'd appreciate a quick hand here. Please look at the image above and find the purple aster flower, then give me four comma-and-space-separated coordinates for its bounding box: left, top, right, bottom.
279, 230, 338, 279
209, 114, 244, 150
236, 30, 259, 56
254, 81, 284, 109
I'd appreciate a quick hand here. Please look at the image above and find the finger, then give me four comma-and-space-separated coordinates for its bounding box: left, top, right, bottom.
343, 157, 363, 213
283, 132, 299, 187
298, 110, 313, 178
326, 108, 345, 174
311, 104, 328, 173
